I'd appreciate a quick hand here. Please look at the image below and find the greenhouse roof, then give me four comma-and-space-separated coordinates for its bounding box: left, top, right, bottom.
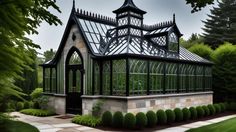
42, 0, 212, 66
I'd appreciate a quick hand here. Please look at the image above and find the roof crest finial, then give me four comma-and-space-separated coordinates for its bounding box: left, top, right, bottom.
173, 13, 176, 23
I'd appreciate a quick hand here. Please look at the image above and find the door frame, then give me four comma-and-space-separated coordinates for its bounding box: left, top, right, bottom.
65, 46, 84, 114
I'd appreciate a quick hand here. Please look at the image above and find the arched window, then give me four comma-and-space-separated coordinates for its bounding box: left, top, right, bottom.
69, 51, 82, 65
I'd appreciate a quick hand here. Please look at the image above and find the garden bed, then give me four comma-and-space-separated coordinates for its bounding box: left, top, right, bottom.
20, 109, 56, 117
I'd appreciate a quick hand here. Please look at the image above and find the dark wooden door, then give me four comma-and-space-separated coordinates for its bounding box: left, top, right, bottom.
66, 65, 83, 114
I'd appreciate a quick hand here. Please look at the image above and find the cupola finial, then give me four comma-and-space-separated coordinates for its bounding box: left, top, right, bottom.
173, 13, 176, 23
73, 0, 75, 10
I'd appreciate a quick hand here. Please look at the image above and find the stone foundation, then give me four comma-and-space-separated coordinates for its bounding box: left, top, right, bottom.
45, 94, 66, 114
82, 92, 213, 115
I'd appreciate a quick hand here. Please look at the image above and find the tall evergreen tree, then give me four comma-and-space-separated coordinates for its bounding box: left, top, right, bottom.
202, 0, 236, 48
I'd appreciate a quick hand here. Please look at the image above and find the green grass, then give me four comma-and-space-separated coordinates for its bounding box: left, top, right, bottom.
0, 119, 39, 132
187, 118, 236, 132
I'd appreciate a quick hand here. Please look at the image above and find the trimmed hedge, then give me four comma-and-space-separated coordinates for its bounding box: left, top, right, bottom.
20, 109, 55, 117
16, 102, 24, 111
165, 109, 175, 124
24, 102, 30, 109
182, 108, 191, 121
174, 108, 183, 122
219, 103, 226, 112
196, 106, 205, 118
72, 115, 101, 127
156, 110, 167, 125
146, 111, 157, 127
189, 107, 197, 119
112, 111, 123, 128
229, 102, 236, 111
202, 106, 210, 116
102, 111, 112, 127
214, 104, 221, 114
208, 104, 216, 115
136, 112, 147, 129
124, 113, 136, 129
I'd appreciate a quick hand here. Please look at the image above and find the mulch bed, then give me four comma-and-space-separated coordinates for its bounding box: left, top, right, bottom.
55, 115, 75, 119
97, 112, 236, 132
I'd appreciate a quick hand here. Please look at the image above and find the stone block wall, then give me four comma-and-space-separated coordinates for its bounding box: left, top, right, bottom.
46, 94, 66, 114
82, 92, 213, 115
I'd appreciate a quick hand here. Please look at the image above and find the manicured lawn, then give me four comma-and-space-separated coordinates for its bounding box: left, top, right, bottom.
0, 119, 39, 132
187, 117, 236, 132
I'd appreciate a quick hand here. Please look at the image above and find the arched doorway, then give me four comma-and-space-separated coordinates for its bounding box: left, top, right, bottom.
65, 47, 84, 114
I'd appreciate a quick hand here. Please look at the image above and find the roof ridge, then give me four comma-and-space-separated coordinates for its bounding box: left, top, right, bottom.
143, 20, 174, 30
76, 8, 116, 24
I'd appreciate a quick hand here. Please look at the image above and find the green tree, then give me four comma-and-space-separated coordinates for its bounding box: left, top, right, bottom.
189, 44, 213, 60
0, 0, 62, 104
44, 49, 56, 63
202, 0, 236, 48
211, 43, 236, 102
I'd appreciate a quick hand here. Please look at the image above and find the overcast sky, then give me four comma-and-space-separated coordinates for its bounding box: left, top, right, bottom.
29, 0, 216, 54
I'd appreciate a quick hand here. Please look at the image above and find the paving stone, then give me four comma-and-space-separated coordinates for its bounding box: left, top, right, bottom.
40, 128, 63, 132
36, 124, 54, 130
52, 123, 80, 128
76, 126, 94, 131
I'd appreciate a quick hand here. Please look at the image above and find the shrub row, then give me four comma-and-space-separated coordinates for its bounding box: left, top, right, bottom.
6, 101, 35, 112
102, 102, 231, 129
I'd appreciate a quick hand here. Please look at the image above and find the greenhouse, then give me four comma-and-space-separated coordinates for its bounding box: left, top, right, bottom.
41, 0, 213, 115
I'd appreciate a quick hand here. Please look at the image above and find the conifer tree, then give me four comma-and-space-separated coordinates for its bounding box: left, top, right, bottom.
202, 0, 236, 48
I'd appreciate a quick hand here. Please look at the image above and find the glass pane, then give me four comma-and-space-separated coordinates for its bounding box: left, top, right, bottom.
103, 61, 110, 95
112, 60, 126, 96
51, 68, 56, 93
76, 70, 81, 93
68, 70, 73, 93
129, 59, 147, 95
94, 61, 100, 95
44, 68, 50, 93
69, 52, 82, 65
165, 63, 177, 93
169, 32, 178, 52
149, 61, 164, 94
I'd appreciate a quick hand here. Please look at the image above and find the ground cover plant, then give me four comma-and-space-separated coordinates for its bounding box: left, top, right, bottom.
20, 109, 55, 117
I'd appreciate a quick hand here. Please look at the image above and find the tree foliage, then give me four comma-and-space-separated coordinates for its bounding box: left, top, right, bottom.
189, 44, 213, 60
44, 49, 56, 63
211, 43, 236, 102
186, 0, 214, 13
0, 0, 62, 102
202, 0, 236, 48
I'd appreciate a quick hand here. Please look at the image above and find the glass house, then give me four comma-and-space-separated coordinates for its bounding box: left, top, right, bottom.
41, 0, 213, 115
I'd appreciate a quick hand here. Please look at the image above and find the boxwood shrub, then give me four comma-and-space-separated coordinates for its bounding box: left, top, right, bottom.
207, 104, 216, 115
189, 107, 197, 119
182, 108, 191, 121
20, 109, 55, 117
165, 109, 175, 124
124, 113, 136, 129
72, 115, 101, 127
136, 112, 147, 129
196, 106, 205, 118
202, 106, 210, 116
219, 103, 226, 112
24, 102, 30, 109
146, 111, 157, 127
229, 102, 236, 111
156, 110, 167, 125
174, 108, 183, 122
102, 111, 112, 127
112, 111, 123, 128
16, 102, 24, 111
214, 104, 221, 114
